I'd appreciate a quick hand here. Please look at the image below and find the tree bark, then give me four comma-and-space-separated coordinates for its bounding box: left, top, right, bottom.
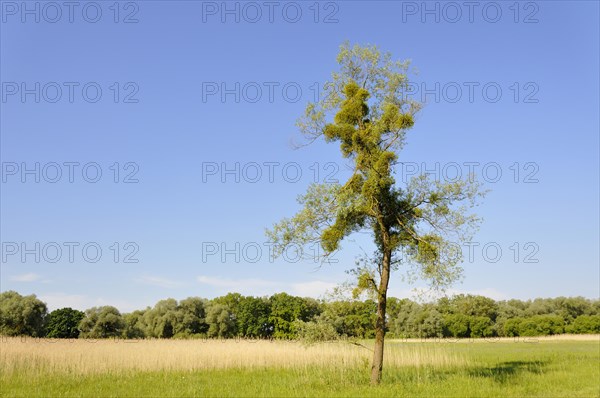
370, 248, 392, 385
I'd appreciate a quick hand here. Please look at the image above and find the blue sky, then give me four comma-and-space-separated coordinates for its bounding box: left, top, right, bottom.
1, 1, 598, 311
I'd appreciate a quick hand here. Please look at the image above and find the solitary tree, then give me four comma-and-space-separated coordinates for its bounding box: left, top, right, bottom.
266, 43, 485, 384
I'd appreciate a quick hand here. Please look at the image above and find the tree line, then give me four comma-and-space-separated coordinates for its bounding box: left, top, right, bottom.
1, 290, 598, 340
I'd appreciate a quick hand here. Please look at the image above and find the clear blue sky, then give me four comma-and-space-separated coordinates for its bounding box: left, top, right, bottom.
1, 1, 598, 311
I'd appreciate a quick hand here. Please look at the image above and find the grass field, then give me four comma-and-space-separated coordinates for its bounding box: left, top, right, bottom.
1, 335, 598, 397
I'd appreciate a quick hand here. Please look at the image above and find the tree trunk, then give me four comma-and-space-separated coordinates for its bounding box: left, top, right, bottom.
370, 248, 392, 385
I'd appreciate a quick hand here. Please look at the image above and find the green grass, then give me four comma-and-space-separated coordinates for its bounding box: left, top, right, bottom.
2, 340, 599, 397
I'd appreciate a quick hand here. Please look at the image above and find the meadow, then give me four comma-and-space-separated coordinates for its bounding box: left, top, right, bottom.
1, 335, 598, 397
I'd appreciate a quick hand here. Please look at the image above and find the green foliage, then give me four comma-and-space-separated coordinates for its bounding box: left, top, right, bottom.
566, 315, 600, 334
449, 295, 499, 321
504, 315, 565, 337
390, 299, 423, 338
534, 315, 565, 335
0, 291, 47, 337
236, 296, 272, 338
143, 299, 178, 338
418, 308, 444, 338
294, 319, 339, 343
122, 310, 146, 339
319, 300, 376, 338
443, 314, 471, 338
269, 293, 320, 339
140, 297, 208, 338
469, 316, 494, 338
504, 318, 522, 337
79, 306, 125, 338
45, 308, 84, 338
176, 297, 208, 335
4, 289, 598, 341
206, 304, 235, 338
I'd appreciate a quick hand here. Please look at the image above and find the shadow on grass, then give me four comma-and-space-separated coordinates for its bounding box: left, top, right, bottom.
468, 360, 547, 384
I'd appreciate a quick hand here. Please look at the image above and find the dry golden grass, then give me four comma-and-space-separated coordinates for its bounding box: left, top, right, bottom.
0, 337, 470, 376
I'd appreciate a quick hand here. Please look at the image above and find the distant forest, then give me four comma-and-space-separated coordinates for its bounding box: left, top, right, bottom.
1, 291, 598, 340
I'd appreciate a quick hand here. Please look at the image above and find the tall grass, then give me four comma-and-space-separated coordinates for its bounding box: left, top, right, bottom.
0, 337, 469, 376
1, 337, 598, 397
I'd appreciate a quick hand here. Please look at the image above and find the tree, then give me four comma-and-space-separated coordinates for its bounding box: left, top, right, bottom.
495, 300, 526, 336
141, 297, 208, 338
143, 299, 178, 338
413, 305, 444, 338
236, 296, 272, 338
269, 293, 320, 339
449, 295, 498, 321
553, 297, 592, 323
443, 313, 470, 338
319, 299, 376, 338
45, 307, 84, 338
206, 303, 235, 338
79, 306, 125, 338
175, 297, 208, 336
122, 310, 147, 339
0, 291, 47, 337
389, 298, 422, 338
469, 316, 494, 337
266, 42, 484, 384
530, 315, 564, 335
567, 315, 600, 334
504, 317, 522, 337
294, 318, 339, 343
